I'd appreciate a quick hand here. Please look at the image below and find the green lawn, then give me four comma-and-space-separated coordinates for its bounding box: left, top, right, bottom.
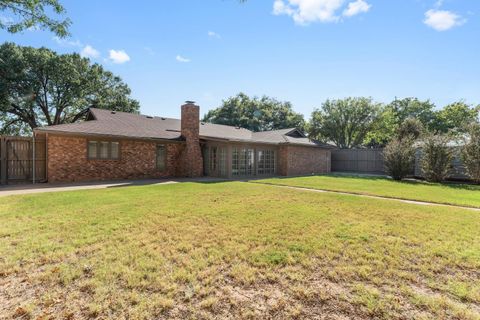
257, 174, 480, 208
1, 181, 479, 319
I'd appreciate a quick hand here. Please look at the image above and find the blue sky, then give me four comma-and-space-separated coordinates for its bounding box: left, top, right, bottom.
1, 0, 479, 119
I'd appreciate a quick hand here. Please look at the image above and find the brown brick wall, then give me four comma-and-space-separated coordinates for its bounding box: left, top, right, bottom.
278, 145, 331, 176
47, 134, 184, 183
178, 103, 203, 177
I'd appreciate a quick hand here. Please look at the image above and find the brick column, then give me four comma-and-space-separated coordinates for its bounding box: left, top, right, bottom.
179, 102, 203, 177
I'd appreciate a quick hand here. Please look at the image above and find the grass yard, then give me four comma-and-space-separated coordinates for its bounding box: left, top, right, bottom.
1, 181, 480, 319
257, 174, 480, 208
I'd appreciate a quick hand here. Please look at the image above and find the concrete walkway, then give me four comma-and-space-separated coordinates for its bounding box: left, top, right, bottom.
0, 177, 226, 197
251, 182, 480, 212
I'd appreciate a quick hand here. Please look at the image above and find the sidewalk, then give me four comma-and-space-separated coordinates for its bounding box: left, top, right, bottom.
0, 177, 226, 197
251, 182, 480, 212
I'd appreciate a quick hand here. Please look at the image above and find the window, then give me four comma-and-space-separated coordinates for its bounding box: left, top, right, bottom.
257, 149, 276, 175
87, 141, 120, 160
232, 148, 254, 176
232, 148, 239, 176
156, 144, 166, 171
218, 148, 227, 176
99, 141, 109, 159
208, 146, 227, 177
111, 142, 119, 159
210, 147, 218, 172
88, 141, 97, 159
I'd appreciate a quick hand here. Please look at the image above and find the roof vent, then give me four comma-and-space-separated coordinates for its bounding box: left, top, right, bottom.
111, 111, 116, 114
161, 117, 166, 120
146, 115, 153, 119
235, 126, 241, 129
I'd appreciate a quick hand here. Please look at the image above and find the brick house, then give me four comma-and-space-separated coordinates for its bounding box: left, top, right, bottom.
34, 102, 332, 183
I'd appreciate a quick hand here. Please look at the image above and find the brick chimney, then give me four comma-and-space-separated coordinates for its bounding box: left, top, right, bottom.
178, 101, 203, 177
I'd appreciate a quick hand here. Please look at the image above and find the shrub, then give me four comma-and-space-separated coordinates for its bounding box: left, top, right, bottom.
384, 138, 415, 180
420, 135, 454, 182
396, 117, 424, 141
462, 124, 480, 183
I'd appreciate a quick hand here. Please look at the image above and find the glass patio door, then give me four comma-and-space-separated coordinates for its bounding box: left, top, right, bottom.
208, 146, 227, 177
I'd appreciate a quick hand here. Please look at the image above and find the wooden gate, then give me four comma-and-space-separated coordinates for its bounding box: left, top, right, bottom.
0, 136, 46, 184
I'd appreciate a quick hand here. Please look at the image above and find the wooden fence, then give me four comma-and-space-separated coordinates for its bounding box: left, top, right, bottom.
331, 149, 385, 174
0, 136, 47, 184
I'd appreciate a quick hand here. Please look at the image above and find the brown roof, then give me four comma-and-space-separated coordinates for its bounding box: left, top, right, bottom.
35, 108, 332, 148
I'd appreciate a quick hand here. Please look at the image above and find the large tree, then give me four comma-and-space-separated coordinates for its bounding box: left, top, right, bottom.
308, 97, 381, 149
363, 106, 397, 147
388, 97, 436, 130
0, 0, 70, 37
365, 98, 462, 147
0, 43, 139, 134
202, 93, 305, 132
432, 101, 479, 134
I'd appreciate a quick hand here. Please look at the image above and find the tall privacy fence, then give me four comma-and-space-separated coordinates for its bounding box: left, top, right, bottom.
331, 149, 385, 174
331, 147, 470, 181
0, 136, 47, 185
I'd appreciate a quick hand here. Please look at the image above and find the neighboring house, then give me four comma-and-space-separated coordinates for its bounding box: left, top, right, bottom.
414, 139, 470, 181
34, 102, 332, 183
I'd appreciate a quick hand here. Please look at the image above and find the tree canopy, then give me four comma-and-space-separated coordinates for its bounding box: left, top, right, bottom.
432, 101, 479, 134
363, 98, 479, 147
0, 0, 70, 37
308, 97, 381, 149
202, 93, 305, 132
0, 42, 139, 134
388, 97, 436, 130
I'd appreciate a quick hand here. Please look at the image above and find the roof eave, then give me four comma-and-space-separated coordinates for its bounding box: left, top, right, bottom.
34, 128, 185, 143
279, 141, 335, 148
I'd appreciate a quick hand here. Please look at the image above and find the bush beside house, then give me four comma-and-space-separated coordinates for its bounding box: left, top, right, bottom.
462, 124, 480, 183
420, 135, 454, 183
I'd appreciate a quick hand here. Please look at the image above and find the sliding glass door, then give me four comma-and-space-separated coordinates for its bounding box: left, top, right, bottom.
204, 144, 277, 178
205, 145, 227, 177
232, 148, 254, 177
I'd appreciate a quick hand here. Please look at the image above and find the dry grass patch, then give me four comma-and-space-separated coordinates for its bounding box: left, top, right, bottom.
0, 181, 479, 319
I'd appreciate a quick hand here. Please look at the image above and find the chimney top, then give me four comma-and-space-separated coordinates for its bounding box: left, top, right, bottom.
185, 100, 196, 105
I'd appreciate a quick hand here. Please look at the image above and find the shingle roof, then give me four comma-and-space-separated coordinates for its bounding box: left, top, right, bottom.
35, 108, 332, 148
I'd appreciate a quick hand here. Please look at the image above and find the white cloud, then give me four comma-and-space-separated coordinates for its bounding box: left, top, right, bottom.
273, 0, 370, 25
52, 36, 82, 47
343, 0, 371, 17
176, 55, 191, 63
81, 45, 100, 59
208, 31, 221, 39
273, 0, 344, 24
424, 9, 465, 31
109, 49, 130, 64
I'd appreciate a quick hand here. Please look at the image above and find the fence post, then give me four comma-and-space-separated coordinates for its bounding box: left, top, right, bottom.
0, 137, 6, 184
32, 134, 36, 184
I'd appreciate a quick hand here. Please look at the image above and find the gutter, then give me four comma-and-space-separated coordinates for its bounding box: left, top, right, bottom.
200, 135, 332, 148
33, 129, 186, 144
